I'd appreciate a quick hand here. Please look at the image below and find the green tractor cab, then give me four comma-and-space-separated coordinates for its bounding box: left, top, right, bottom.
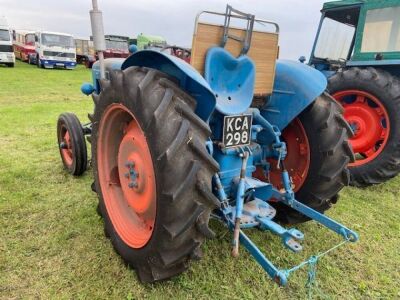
309, 0, 400, 186
136, 33, 167, 50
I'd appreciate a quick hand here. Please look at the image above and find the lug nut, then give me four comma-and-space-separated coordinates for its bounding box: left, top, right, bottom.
128, 182, 138, 188
125, 161, 135, 168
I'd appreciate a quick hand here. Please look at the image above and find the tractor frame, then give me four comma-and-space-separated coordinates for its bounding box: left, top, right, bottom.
59, 1, 359, 286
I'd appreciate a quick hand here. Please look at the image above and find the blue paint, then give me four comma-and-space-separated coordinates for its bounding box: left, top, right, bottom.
92, 58, 125, 93
40, 59, 76, 69
128, 44, 138, 54
204, 47, 255, 115
80, 83, 94, 96
83, 28, 358, 286
211, 96, 358, 286
261, 60, 327, 131
121, 50, 216, 121
239, 229, 288, 286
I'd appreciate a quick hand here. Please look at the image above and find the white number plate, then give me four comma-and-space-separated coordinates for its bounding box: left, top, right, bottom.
222, 115, 252, 148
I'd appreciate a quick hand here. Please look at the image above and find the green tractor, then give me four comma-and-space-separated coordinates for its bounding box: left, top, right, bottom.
308, 0, 400, 186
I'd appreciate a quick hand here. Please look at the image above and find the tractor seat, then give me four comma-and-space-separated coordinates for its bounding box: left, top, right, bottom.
204, 47, 255, 115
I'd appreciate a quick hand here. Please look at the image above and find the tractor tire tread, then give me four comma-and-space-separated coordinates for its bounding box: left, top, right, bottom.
328, 67, 400, 186
275, 93, 352, 223
91, 67, 219, 283
57, 112, 87, 176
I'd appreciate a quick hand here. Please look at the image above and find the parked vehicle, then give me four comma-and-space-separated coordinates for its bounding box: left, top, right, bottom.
308, 0, 400, 186
13, 30, 36, 63
75, 38, 95, 65
86, 35, 130, 68
136, 33, 167, 50
57, 3, 358, 286
0, 17, 15, 67
133, 34, 191, 62
34, 31, 77, 69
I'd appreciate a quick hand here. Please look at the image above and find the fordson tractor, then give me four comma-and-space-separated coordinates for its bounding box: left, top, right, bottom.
56, 3, 358, 286
308, 0, 400, 186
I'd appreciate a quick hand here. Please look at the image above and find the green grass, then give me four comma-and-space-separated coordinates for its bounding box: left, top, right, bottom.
0, 61, 399, 299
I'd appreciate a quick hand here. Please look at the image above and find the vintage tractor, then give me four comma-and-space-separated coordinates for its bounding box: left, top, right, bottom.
57, 3, 358, 286
308, 0, 400, 186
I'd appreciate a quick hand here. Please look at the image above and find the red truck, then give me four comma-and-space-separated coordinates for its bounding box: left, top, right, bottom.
86, 35, 130, 68
13, 30, 36, 63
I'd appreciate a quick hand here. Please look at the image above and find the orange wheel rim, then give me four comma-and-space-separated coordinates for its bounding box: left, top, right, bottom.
60, 125, 73, 167
97, 104, 156, 248
333, 90, 390, 167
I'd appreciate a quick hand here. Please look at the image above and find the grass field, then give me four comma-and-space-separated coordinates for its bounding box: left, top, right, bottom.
0, 61, 399, 299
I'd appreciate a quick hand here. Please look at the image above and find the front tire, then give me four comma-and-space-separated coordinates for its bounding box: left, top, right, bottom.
329, 67, 400, 186
269, 93, 354, 224
36, 56, 44, 69
57, 113, 87, 176
91, 67, 220, 283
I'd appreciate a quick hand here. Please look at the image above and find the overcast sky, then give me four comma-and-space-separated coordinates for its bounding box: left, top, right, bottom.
0, 0, 327, 59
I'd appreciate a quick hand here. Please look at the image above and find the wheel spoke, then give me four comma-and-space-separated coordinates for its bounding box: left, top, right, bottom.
374, 107, 384, 117
355, 95, 365, 103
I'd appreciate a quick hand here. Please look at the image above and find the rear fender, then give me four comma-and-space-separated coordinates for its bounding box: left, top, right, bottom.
122, 50, 216, 121
261, 60, 327, 131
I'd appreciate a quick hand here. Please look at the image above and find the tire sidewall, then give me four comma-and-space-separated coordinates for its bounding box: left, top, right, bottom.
91, 72, 186, 267
57, 113, 87, 176
57, 114, 78, 173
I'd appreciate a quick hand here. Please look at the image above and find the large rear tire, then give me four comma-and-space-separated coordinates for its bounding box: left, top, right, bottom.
91, 67, 220, 283
329, 67, 400, 186
270, 93, 354, 224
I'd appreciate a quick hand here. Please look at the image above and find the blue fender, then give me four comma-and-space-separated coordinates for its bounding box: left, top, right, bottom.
261, 60, 327, 131
92, 58, 125, 92
121, 50, 216, 122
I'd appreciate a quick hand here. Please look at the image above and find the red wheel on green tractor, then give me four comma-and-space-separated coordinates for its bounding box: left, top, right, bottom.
254, 93, 354, 224
91, 67, 220, 283
329, 67, 400, 186
57, 113, 88, 176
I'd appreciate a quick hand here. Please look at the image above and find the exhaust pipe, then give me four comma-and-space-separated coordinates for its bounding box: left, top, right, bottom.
90, 0, 106, 79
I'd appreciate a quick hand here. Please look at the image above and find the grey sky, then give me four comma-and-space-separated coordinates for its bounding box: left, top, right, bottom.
0, 0, 327, 59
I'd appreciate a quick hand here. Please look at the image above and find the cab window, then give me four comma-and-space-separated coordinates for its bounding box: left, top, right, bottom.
314, 17, 355, 60
361, 6, 400, 52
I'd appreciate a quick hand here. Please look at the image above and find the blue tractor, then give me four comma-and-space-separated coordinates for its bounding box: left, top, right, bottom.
308, 0, 400, 186
57, 3, 358, 285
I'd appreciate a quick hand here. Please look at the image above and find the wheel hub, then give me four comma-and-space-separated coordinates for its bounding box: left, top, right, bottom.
117, 122, 154, 216
60, 127, 73, 166
97, 104, 156, 248
333, 90, 390, 166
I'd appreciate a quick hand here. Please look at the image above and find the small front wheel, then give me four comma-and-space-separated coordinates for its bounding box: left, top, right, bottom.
57, 113, 87, 176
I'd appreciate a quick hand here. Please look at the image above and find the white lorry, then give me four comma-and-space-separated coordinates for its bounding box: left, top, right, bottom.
34, 31, 76, 69
0, 17, 15, 67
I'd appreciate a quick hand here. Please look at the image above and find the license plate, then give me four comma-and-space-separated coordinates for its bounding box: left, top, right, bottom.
222, 114, 252, 148
56, 63, 64, 66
